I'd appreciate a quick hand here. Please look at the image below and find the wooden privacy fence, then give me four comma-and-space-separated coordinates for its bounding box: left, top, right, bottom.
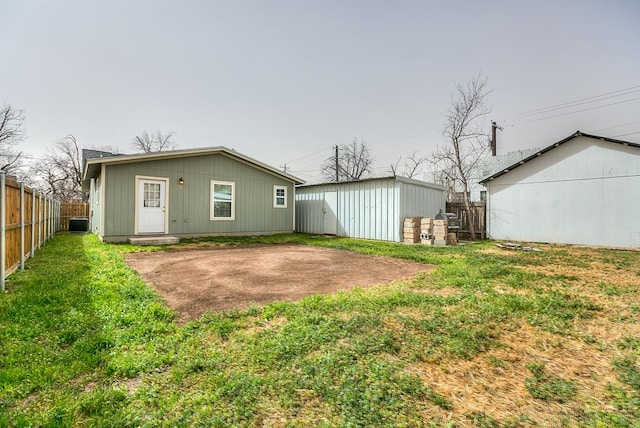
446, 201, 486, 240
1, 171, 61, 291
59, 202, 89, 232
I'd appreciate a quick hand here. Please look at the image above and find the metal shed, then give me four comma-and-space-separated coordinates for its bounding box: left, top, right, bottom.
295, 176, 446, 242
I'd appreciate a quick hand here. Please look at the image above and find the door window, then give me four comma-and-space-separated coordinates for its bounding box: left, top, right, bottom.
144, 183, 161, 207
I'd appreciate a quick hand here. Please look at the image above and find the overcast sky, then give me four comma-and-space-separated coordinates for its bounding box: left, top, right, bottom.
2, 0, 639, 183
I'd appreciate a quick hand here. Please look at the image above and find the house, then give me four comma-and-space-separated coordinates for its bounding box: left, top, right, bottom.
480, 131, 640, 248
81, 147, 304, 243
295, 176, 446, 242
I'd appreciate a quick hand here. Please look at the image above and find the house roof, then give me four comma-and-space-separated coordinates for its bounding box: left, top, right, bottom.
479, 131, 640, 184
82, 146, 305, 189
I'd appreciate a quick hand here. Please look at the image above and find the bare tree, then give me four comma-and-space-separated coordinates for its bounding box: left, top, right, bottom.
0, 104, 25, 172
432, 73, 491, 239
389, 150, 428, 179
389, 156, 401, 176
322, 138, 374, 182
131, 130, 177, 153
30, 134, 85, 201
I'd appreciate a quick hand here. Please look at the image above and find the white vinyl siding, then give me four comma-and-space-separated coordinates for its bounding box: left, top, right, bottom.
210, 180, 235, 220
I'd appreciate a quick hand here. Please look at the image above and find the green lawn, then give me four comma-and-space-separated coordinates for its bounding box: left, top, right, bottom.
0, 233, 638, 427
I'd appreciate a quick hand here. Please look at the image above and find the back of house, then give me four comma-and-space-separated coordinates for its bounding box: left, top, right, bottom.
82, 147, 304, 243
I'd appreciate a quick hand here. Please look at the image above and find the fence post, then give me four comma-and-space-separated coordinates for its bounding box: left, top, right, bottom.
36, 193, 41, 250
46, 198, 50, 241
1, 170, 5, 292
31, 190, 35, 257
20, 183, 25, 270
38, 193, 42, 249
45, 197, 48, 241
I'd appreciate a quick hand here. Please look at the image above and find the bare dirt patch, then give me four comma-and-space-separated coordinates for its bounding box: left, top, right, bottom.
124, 244, 432, 323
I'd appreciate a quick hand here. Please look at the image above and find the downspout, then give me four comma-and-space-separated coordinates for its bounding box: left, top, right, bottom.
89, 178, 95, 233
99, 164, 106, 240
292, 183, 296, 232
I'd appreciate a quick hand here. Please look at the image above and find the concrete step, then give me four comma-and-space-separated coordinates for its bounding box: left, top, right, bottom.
128, 236, 179, 246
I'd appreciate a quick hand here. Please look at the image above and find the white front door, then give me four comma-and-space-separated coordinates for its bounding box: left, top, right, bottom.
323, 191, 338, 235
137, 178, 167, 234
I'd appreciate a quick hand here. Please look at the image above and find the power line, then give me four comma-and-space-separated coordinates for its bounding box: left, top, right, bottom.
284, 146, 331, 164
512, 96, 640, 126
591, 121, 640, 133
613, 130, 640, 138
510, 88, 640, 120
504, 84, 640, 120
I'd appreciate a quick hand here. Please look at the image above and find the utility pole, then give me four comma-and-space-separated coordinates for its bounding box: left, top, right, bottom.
491, 121, 497, 156
280, 164, 289, 173
334, 145, 340, 182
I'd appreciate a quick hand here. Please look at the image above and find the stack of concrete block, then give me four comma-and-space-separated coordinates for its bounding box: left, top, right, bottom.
433, 219, 448, 246
420, 217, 434, 245
403, 217, 421, 244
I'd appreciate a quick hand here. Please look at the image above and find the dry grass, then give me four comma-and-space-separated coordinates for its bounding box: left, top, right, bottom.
407, 244, 640, 426
411, 323, 620, 426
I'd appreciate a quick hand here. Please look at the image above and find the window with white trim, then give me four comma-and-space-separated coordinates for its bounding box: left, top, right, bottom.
210, 180, 235, 220
273, 185, 287, 208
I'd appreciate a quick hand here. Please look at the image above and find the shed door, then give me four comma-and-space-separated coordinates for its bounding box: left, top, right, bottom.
323, 191, 338, 235
137, 178, 167, 234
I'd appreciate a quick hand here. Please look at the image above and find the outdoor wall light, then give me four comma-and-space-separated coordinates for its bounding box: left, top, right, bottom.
178, 177, 184, 185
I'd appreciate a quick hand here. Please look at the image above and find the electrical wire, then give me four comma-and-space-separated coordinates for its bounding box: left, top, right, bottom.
511, 88, 640, 120
613, 131, 640, 138
504, 84, 640, 120
591, 121, 640, 132
284, 146, 331, 164
512, 96, 640, 126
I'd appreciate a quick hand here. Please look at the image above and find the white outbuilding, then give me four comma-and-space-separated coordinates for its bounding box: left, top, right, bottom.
480, 131, 640, 249
295, 176, 446, 242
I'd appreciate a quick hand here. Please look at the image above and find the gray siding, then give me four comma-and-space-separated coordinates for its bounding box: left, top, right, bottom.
486, 136, 640, 248
296, 177, 446, 242
102, 153, 295, 241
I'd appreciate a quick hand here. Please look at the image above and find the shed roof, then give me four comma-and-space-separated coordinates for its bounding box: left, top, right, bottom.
479, 131, 640, 184
297, 175, 446, 191
82, 146, 305, 190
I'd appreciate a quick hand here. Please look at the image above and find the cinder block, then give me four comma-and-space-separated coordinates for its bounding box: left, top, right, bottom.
433, 219, 448, 226
421, 239, 434, 246
434, 239, 447, 246
447, 232, 457, 246
404, 216, 421, 224
403, 227, 419, 234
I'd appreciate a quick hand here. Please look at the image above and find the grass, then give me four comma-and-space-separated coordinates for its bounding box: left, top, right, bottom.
0, 233, 638, 426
